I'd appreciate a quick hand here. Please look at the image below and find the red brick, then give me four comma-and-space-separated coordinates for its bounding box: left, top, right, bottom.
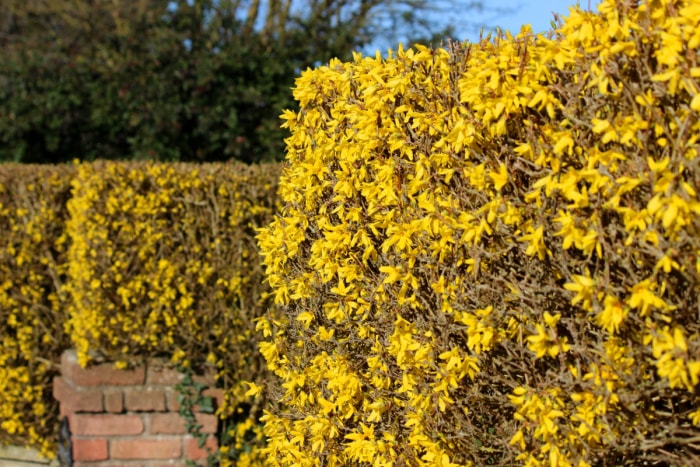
195, 413, 218, 434
74, 464, 137, 467
73, 461, 136, 467
111, 438, 182, 459
185, 435, 218, 460
147, 365, 184, 385
72, 438, 109, 461
53, 376, 103, 413
125, 388, 167, 412
150, 413, 186, 435
104, 390, 124, 413
73, 464, 132, 467
166, 389, 180, 411
150, 413, 218, 435
71, 414, 144, 436
62, 351, 145, 386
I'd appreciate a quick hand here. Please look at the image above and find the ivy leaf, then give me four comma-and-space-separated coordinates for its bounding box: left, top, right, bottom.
198, 396, 215, 414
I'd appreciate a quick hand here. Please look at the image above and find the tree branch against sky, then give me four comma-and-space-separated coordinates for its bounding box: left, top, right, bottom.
165, 0, 513, 59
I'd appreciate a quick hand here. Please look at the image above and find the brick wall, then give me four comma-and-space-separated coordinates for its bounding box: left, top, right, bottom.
53, 351, 222, 467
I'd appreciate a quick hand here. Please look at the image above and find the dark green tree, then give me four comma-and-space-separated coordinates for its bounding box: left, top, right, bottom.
0, 0, 499, 164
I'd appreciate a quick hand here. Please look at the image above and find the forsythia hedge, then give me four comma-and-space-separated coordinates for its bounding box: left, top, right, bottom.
65, 161, 280, 464
256, 0, 700, 465
1, 161, 281, 464
0, 165, 74, 456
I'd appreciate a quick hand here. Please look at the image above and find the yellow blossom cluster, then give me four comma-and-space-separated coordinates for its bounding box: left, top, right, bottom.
1, 161, 280, 462
65, 161, 281, 429
219, 416, 268, 467
256, 0, 700, 464
0, 164, 74, 457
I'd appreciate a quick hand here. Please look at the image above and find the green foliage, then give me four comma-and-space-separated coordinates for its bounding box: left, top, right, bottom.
175, 366, 218, 467
0, 7, 296, 163
0, 0, 492, 164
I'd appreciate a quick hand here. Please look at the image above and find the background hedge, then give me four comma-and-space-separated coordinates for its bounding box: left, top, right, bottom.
0, 161, 282, 465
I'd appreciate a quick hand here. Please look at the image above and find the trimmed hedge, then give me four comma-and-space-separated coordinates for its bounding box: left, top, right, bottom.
0, 161, 281, 465
256, 0, 700, 465
0, 164, 74, 456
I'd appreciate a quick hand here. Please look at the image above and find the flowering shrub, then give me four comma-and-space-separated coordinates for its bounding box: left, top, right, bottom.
256, 0, 700, 465
1, 161, 280, 463
0, 164, 74, 456
65, 161, 281, 460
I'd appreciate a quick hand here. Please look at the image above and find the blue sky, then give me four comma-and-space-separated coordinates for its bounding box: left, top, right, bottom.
364, 0, 603, 54
466, 0, 602, 41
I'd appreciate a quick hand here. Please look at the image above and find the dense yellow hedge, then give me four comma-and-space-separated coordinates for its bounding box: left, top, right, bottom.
65, 161, 281, 462
0, 164, 74, 456
256, 0, 700, 465
1, 161, 280, 464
